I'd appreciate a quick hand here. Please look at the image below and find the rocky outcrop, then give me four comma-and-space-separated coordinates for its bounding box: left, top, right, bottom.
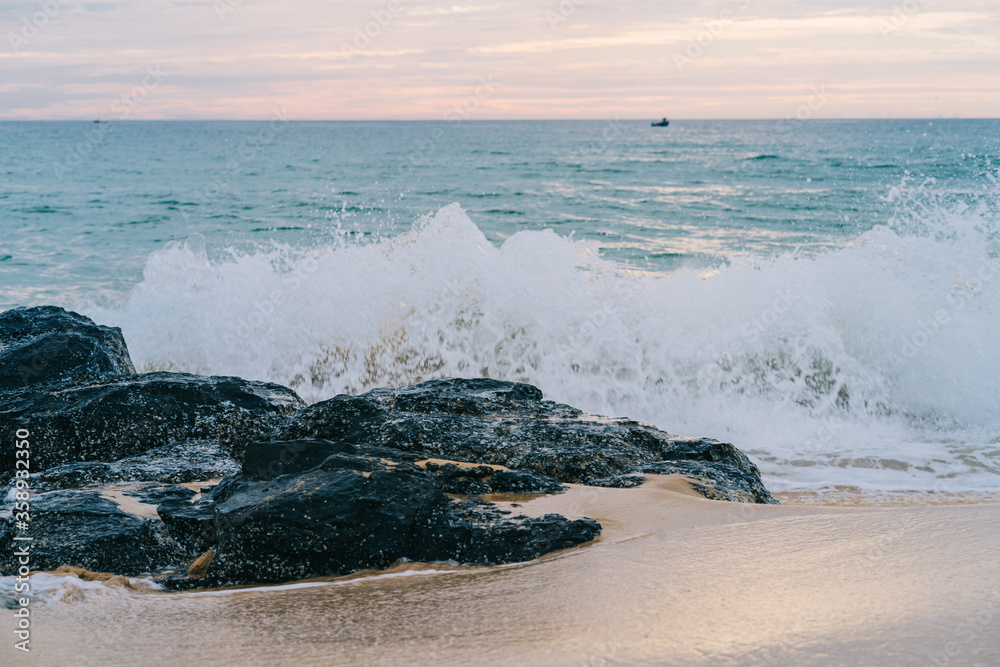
124, 484, 197, 505
1, 305, 777, 590
159, 446, 599, 588
0, 372, 304, 477
22, 440, 239, 493
0, 306, 135, 391
0, 306, 304, 479
274, 378, 775, 504
0, 491, 183, 576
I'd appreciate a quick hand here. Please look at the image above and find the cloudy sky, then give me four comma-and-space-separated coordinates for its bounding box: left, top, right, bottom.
2, 0, 998, 119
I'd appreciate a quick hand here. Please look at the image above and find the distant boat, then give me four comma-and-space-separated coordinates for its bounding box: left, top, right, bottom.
651, 118, 669, 127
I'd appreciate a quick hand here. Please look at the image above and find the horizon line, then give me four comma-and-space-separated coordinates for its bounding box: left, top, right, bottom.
2, 117, 997, 122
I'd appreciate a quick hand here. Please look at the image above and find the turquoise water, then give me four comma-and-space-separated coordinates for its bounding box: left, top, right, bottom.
2, 120, 999, 496
3, 119, 996, 305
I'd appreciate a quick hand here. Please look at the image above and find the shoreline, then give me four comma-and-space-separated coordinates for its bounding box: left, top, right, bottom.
5, 475, 1000, 666
774, 489, 1000, 507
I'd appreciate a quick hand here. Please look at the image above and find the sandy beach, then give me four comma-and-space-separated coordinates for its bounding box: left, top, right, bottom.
4, 475, 998, 666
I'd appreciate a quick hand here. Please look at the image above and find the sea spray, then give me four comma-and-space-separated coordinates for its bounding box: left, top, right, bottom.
85, 183, 1000, 495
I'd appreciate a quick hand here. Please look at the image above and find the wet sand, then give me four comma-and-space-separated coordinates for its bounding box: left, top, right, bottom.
3, 475, 1000, 666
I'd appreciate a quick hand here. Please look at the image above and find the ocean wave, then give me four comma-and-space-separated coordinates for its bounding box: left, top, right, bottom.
83, 179, 1000, 494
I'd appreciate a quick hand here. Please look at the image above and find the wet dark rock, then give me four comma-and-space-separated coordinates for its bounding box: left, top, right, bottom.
275, 378, 775, 504
425, 461, 494, 495
162, 453, 600, 589
0, 306, 135, 392
157, 498, 217, 553
242, 439, 358, 481
0, 306, 776, 587
626, 461, 766, 503
424, 460, 496, 479
123, 485, 197, 505
408, 503, 600, 566
487, 469, 564, 495
241, 438, 566, 497
0, 491, 183, 576
15, 440, 240, 493
588, 474, 647, 489
423, 460, 563, 495
21, 462, 116, 491
0, 372, 304, 477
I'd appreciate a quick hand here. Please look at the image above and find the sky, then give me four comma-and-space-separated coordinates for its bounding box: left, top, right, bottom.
1, 0, 998, 120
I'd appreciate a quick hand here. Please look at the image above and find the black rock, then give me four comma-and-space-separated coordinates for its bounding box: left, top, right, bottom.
239, 438, 565, 497
156, 498, 218, 553
0, 372, 304, 477
423, 460, 563, 495
623, 439, 781, 503
123, 485, 197, 505
588, 474, 647, 489
242, 439, 358, 481
439, 476, 491, 495
275, 377, 776, 504
0, 490, 183, 576
0, 306, 777, 587
162, 454, 600, 589
424, 460, 496, 479
20, 462, 116, 491
486, 469, 564, 495
0, 306, 135, 391
18, 440, 240, 492
424, 460, 493, 494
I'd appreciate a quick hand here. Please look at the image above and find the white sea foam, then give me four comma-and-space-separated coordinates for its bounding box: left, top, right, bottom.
0, 572, 151, 607
84, 182, 1000, 495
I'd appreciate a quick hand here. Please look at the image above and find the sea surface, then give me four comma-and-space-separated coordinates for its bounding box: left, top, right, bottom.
2, 119, 1000, 498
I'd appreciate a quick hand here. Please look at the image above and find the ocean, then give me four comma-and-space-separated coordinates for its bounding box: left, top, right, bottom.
2, 119, 999, 499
